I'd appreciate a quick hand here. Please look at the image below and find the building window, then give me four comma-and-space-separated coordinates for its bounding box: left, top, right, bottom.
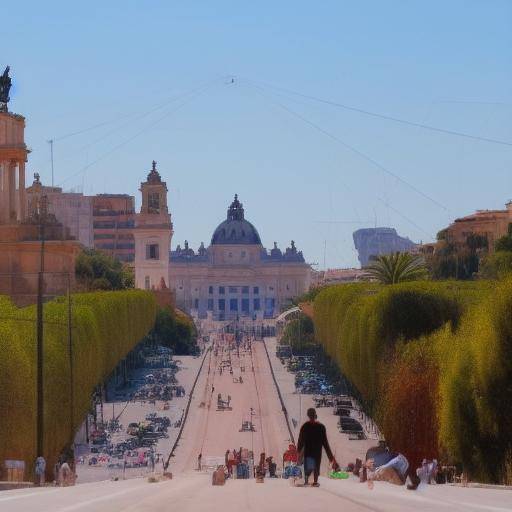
241, 251, 246, 258
253, 298, 260, 310
230, 298, 238, 311
229, 286, 238, 293
194, 298, 199, 309
241, 298, 250, 313
253, 286, 259, 295
218, 299, 225, 311
242, 286, 249, 294
269, 286, 274, 292
148, 192, 160, 213
219, 286, 225, 295
209, 286, 214, 294
146, 243, 159, 260
144, 276, 150, 290
207, 299, 214, 311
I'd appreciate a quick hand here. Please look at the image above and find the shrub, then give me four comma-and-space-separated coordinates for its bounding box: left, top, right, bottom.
438, 277, 512, 483
313, 281, 473, 406
0, 290, 156, 476
312, 279, 512, 482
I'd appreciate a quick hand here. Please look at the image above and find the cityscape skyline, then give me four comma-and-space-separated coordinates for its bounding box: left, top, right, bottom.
3, 0, 512, 268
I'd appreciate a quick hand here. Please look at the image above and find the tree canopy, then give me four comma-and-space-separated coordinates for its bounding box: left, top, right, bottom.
75, 249, 134, 291
364, 252, 428, 284
148, 306, 198, 355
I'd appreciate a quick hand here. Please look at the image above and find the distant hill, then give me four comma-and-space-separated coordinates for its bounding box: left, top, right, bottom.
353, 227, 417, 267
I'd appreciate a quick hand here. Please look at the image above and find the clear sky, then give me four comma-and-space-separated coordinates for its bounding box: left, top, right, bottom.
3, 1, 512, 268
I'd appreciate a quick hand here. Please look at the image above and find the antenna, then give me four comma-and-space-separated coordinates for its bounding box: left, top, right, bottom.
47, 139, 54, 186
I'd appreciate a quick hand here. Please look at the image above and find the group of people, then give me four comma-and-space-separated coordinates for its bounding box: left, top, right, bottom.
34, 455, 75, 487
295, 407, 422, 490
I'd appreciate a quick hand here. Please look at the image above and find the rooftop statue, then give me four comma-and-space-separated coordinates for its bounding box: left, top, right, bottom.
0, 66, 12, 112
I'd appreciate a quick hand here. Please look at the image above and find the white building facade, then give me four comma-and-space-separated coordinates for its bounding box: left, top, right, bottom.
169, 195, 311, 320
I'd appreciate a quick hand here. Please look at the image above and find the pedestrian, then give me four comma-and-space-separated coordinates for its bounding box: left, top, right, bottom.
59, 461, 72, 486
34, 455, 46, 486
54, 460, 61, 486
148, 449, 155, 472
297, 408, 339, 487
197, 453, 202, 471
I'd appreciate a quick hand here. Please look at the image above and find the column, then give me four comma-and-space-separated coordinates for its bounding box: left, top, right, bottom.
0, 162, 6, 223
17, 161, 26, 221
7, 161, 16, 222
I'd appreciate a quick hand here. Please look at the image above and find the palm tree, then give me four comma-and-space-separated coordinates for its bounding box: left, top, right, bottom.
364, 252, 428, 284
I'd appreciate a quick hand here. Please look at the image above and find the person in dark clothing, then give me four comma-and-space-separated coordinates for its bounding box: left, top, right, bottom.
297, 408, 339, 486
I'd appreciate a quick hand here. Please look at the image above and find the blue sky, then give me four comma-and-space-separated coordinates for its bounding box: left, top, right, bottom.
4, 1, 512, 268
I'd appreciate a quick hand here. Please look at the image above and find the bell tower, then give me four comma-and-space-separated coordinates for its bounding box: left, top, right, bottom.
133, 161, 173, 291
140, 160, 168, 214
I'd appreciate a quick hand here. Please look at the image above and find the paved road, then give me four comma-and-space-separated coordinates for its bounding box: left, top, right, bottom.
2, 470, 510, 512
2, 336, 511, 511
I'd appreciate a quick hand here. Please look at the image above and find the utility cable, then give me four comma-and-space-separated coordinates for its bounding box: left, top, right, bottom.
58, 80, 217, 186
245, 82, 448, 211
242, 78, 512, 148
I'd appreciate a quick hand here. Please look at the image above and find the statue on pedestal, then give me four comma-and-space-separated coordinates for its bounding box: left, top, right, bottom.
0, 66, 12, 112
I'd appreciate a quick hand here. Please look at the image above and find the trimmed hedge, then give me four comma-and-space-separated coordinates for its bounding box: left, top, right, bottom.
437, 277, 512, 483
312, 280, 512, 482
0, 290, 157, 475
313, 281, 485, 405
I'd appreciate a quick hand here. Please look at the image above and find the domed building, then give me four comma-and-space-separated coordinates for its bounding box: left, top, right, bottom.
169, 195, 311, 320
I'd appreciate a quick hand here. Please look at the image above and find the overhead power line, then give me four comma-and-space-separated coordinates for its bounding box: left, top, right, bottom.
246, 82, 448, 211
244, 78, 512, 148
58, 81, 217, 186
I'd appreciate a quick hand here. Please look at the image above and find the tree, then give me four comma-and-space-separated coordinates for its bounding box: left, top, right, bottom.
149, 307, 198, 355
479, 251, 512, 280
364, 252, 428, 284
281, 313, 315, 353
75, 249, 134, 291
494, 223, 512, 252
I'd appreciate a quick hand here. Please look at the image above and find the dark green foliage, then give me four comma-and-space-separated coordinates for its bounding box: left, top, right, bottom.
494, 223, 512, 252
364, 252, 429, 284
479, 251, 512, 279
75, 249, 134, 290
148, 307, 198, 355
280, 314, 315, 352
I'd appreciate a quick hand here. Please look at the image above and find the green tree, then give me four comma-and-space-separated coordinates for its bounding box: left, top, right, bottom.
149, 307, 198, 355
495, 223, 512, 252
281, 313, 315, 352
479, 251, 512, 279
75, 249, 134, 291
364, 252, 428, 284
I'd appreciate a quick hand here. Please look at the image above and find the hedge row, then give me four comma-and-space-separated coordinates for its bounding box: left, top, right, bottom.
313, 281, 488, 406
0, 290, 157, 475
312, 280, 512, 482
436, 278, 512, 483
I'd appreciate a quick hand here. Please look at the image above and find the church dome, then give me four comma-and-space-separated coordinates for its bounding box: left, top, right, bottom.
211, 195, 262, 245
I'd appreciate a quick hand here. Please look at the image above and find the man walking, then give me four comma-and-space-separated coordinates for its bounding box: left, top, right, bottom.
297, 408, 339, 486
